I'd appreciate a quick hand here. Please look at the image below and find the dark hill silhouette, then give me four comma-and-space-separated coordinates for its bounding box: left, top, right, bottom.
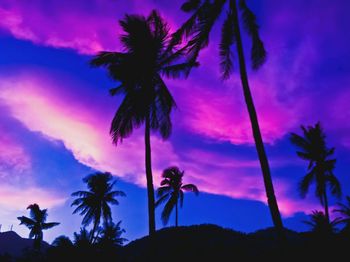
122, 224, 350, 261
0, 231, 50, 257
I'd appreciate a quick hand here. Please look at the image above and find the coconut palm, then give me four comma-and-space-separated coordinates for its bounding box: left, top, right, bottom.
174, 0, 283, 231
71, 172, 126, 243
97, 221, 128, 247
156, 166, 199, 226
17, 203, 59, 250
304, 210, 340, 236
290, 123, 341, 223
90, 10, 197, 236
334, 196, 350, 232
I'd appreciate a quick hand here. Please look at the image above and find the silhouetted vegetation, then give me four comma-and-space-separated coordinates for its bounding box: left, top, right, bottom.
17, 204, 59, 250
155, 166, 198, 226
2, 1, 350, 261
174, 0, 284, 233
290, 122, 341, 223
71, 172, 126, 243
90, 10, 197, 236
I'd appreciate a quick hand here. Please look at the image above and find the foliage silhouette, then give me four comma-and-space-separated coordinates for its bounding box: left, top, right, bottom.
71, 172, 125, 243
175, 0, 283, 232
290, 122, 341, 223
17, 204, 59, 250
334, 195, 350, 232
97, 221, 128, 247
304, 210, 340, 237
155, 166, 198, 226
90, 10, 197, 236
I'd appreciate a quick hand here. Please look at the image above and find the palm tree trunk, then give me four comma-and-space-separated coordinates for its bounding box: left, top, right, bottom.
175, 200, 178, 227
323, 190, 330, 224
145, 113, 156, 236
231, 0, 284, 232
90, 220, 99, 244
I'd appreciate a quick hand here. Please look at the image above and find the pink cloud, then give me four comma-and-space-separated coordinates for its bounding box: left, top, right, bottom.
0, 71, 317, 217
0, 134, 31, 178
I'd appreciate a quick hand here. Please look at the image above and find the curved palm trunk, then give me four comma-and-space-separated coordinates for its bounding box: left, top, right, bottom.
145, 114, 156, 236
231, 0, 284, 232
323, 190, 330, 224
175, 201, 178, 227
90, 219, 99, 244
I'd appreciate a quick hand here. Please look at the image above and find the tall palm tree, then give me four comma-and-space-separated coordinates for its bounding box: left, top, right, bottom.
290, 122, 341, 223
90, 11, 197, 236
17, 204, 59, 250
174, 0, 283, 231
334, 196, 350, 232
156, 166, 199, 227
71, 172, 126, 243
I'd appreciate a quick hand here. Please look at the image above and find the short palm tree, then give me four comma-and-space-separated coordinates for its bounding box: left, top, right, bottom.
90, 10, 197, 236
334, 196, 350, 232
98, 221, 128, 247
173, 0, 283, 231
73, 228, 91, 248
304, 210, 340, 236
17, 204, 59, 250
156, 166, 199, 227
290, 122, 341, 223
71, 172, 125, 243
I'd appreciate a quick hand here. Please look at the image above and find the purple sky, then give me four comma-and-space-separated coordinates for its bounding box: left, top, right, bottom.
0, 0, 350, 242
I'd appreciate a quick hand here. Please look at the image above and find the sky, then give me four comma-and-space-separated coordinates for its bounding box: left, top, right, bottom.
0, 0, 350, 243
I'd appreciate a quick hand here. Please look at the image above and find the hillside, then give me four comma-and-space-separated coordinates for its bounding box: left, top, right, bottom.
0, 231, 50, 257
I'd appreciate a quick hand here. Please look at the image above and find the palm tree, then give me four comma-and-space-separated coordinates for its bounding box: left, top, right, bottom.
334, 196, 350, 232
90, 10, 197, 236
97, 221, 128, 247
73, 228, 92, 248
290, 123, 341, 223
156, 166, 199, 227
304, 210, 340, 236
174, 0, 283, 231
71, 172, 126, 243
17, 203, 59, 250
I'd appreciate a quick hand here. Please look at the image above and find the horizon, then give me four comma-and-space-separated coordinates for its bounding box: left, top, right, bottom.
1, 0, 350, 244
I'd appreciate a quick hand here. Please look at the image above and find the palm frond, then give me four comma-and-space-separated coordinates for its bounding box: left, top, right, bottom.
161, 194, 177, 225
238, 0, 266, 69
181, 183, 199, 195
181, 0, 202, 12
42, 222, 60, 230
17, 216, 35, 227
220, 9, 236, 79
298, 170, 315, 198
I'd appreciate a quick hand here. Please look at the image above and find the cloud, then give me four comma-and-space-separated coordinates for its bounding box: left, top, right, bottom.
0, 71, 317, 217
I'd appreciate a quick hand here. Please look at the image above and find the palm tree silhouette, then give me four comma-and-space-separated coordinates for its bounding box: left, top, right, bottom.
71, 172, 126, 243
304, 210, 340, 236
156, 166, 199, 227
17, 203, 59, 250
73, 227, 92, 248
290, 122, 341, 223
334, 196, 350, 232
98, 221, 128, 247
90, 10, 196, 236
174, 0, 283, 231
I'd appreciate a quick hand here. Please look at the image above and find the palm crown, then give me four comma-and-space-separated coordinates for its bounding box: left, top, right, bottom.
290, 122, 341, 223
156, 166, 199, 226
91, 10, 197, 143
290, 123, 341, 201
173, 0, 266, 78
17, 203, 59, 249
71, 172, 125, 241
